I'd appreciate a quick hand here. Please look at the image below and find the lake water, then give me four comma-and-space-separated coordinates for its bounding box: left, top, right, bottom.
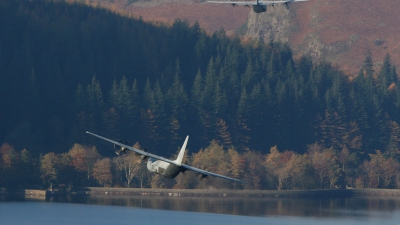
1, 194, 400, 225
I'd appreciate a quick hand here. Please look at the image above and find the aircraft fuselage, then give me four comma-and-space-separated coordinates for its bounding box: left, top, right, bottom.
147, 158, 182, 178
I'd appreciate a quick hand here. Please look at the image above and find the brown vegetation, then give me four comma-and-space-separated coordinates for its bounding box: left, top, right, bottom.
84, 0, 400, 73
1, 140, 400, 190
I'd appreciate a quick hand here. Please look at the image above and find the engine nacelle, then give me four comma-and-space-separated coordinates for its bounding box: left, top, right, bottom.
253, 5, 267, 13
115, 139, 129, 156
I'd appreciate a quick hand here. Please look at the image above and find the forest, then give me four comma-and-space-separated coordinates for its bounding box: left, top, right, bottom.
0, 0, 400, 190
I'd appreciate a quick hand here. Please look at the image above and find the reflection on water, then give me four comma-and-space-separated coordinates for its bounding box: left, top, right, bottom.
38, 194, 400, 218
1, 195, 400, 225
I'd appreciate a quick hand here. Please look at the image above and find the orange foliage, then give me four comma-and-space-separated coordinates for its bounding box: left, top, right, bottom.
0, 143, 19, 169
388, 82, 396, 92
93, 158, 113, 187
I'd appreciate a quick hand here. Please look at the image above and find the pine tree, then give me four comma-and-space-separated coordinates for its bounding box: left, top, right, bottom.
213, 81, 227, 117
167, 66, 188, 121
216, 118, 232, 148
102, 107, 121, 140
203, 57, 216, 111
379, 54, 392, 94
118, 76, 135, 122
86, 75, 104, 125
241, 59, 255, 90
191, 69, 204, 117
108, 79, 120, 109
236, 87, 251, 150
75, 83, 86, 113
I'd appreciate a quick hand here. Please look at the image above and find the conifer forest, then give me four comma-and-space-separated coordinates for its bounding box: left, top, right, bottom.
1, 0, 400, 190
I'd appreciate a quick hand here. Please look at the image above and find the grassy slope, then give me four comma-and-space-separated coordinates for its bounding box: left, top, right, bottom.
83, 0, 400, 73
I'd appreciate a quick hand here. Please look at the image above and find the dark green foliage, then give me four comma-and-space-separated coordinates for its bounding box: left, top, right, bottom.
0, 0, 399, 161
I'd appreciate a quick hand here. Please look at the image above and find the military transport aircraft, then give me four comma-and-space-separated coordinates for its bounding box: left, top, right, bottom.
208, 0, 308, 13
87, 131, 246, 183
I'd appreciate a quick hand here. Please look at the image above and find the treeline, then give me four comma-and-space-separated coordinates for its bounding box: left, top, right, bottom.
1, 0, 399, 191
1, 141, 399, 190
1, 0, 400, 159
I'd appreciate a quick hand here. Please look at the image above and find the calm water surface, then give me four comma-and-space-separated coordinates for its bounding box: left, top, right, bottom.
1, 195, 400, 225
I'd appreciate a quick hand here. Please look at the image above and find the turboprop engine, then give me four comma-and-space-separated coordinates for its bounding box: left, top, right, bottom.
114, 140, 148, 161
253, 5, 267, 13
114, 139, 129, 156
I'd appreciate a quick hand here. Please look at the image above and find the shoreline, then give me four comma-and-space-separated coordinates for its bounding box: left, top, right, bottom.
3, 187, 399, 198
76, 187, 400, 198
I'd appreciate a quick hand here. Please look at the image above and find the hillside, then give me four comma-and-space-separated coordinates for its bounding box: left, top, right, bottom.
1, 0, 399, 159
1, 0, 400, 191
290, 0, 400, 74
89, 0, 400, 74
88, 0, 249, 34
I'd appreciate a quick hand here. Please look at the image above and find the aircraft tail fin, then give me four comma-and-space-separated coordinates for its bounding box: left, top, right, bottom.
173, 136, 189, 166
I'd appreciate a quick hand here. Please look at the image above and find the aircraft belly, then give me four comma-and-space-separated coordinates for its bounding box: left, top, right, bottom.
162, 164, 181, 179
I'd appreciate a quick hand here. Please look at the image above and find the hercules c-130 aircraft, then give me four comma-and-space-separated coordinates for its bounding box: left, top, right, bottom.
87, 131, 246, 183
208, 0, 308, 13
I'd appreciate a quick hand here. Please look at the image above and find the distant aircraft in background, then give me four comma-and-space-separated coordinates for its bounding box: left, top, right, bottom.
208, 0, 308, 13
87, 131, 246, 184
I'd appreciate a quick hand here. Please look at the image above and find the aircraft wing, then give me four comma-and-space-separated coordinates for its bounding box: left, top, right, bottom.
86, 131, 178, 165
258, 0, 309, 4
208, 0, 308, 5
87, 131, 246, 184
207, 1, 259, 5
181, 164, 247, 183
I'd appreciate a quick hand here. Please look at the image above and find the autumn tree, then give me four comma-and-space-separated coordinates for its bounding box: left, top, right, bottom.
287, 153, 313, 190
216, 118, 232, 148
57, 153, 74, 188
1, 143, 19, 170
191, 140, 230, 188
40, 152, 60, 189
308, 144, 340, 189
123, 154, 140, 188
265, 146, 293, 190
92, 158, 113, 187
242, 150, 265, 190
382, 158, 399, 188
395, 169, 400, 189
68, 144, 100, 183
227, 147, 245, 189
136, 160, 151, 188
112, 156, 125, 186
19, 149, 39, 188
0, 143, 20, 188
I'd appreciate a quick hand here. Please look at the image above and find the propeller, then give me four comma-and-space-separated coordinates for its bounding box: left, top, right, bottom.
197, 173, 208, 179
114, 139, 129, 156
138, 147, 148, 161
